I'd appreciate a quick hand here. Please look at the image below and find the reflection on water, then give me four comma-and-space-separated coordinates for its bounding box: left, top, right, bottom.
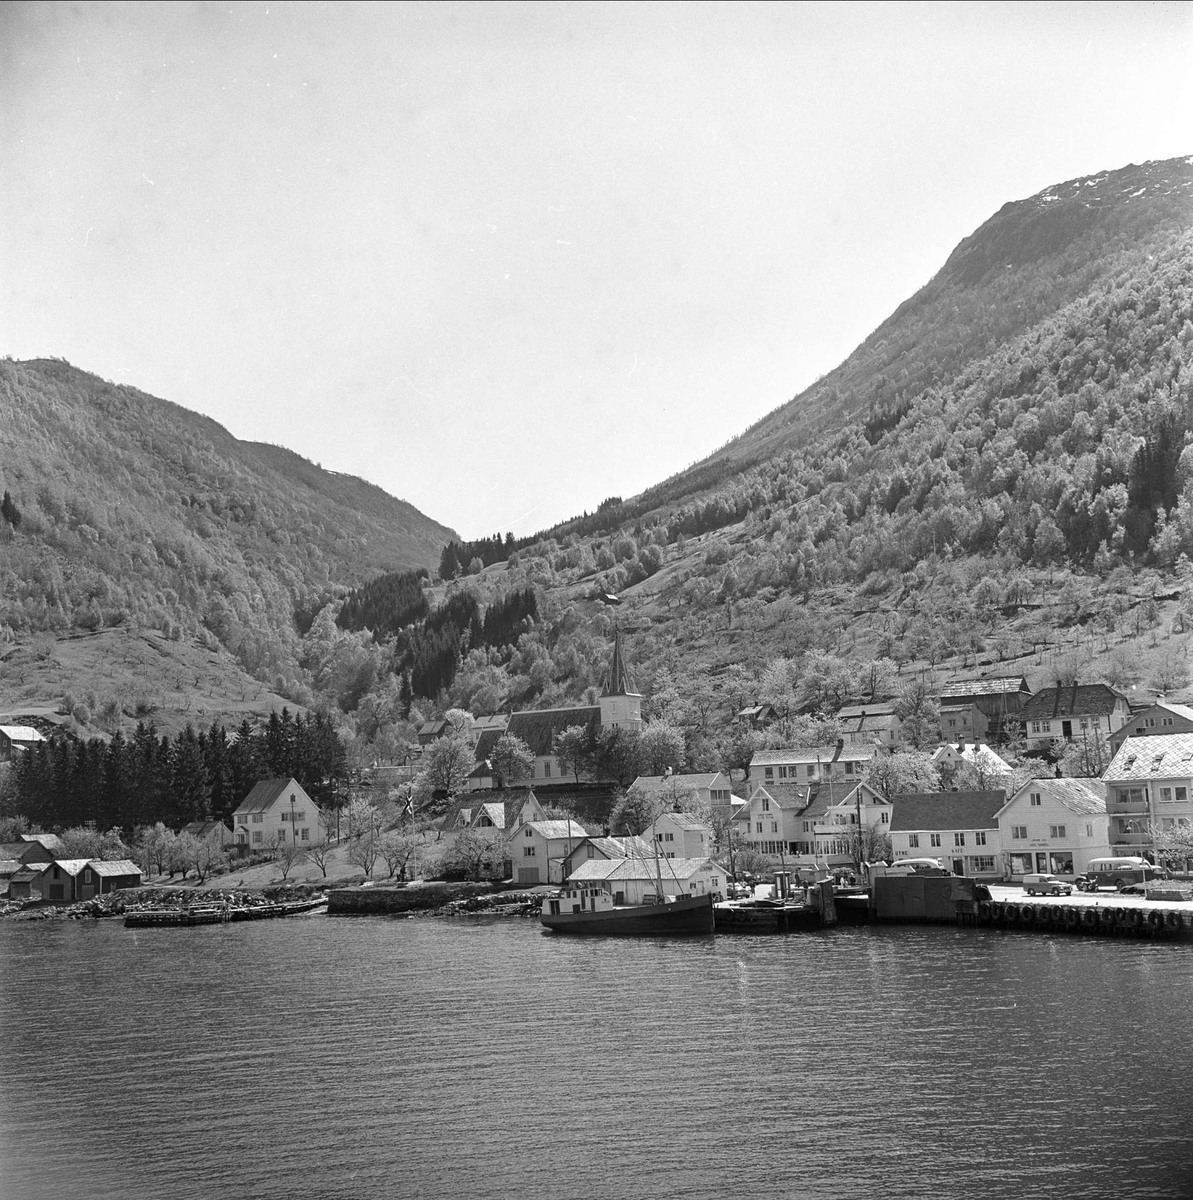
3, 917, 1193, 1200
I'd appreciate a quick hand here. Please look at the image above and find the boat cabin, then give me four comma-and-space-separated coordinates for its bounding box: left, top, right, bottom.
545, 885, 615, 917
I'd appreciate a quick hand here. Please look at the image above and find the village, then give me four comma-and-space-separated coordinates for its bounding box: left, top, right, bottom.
4, 630, 1193, 913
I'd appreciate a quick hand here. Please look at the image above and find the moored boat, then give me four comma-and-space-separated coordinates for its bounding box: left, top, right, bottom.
540, 885, 714, 936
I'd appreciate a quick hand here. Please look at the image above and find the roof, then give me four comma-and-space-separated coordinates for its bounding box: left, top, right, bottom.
651, 811, 712, 833
801, 780, 864, 820
233, 777, 309, 816
567, 856, 718, 883
0, 859, 23, 876
475, 706, 600, 760
1021, 683, 1127, 721
632, 773, 726, 792
0, 725, 45, 742
525, 819, 590, 840
183, 821, 232, 839
1000, 778, 1105, 817
889, 791, 1007, 833
53, 859, 92, 876
1104, 733, 1193, 782
566, 835, 654, 862
931, 743, 1011, 774
601, 629, 637, 697
10, 862, 50, 881
751, 743, 879, 767
835, 703, 897, 720
436, 788, 537, 834
20, 832, 66, 853
739, 783, 812, 816
88, 859, 142, 877
938, 676, 1030, 700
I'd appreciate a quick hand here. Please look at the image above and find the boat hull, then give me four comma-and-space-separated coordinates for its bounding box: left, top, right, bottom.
540, 893, 714, 936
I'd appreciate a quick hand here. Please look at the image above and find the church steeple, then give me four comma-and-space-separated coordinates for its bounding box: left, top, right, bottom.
601, 628, 635, 697
598, 629, 642, 731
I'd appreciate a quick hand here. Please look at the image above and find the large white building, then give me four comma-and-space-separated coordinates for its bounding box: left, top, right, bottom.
994, 777, 1109, 878
232, 777, 321, 852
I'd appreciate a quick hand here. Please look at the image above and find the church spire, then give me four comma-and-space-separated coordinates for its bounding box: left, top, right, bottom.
601, 628, 635, 698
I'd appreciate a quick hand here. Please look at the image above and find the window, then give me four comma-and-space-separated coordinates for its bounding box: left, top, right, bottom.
84, 869, 93, 883
954, 832, 965, 847
544, 761, 551, 778
881, 811, 889, 824
277, 829, 286, 843
1145, 717, 1157, 728
665, 832, 674, 842
1012, 825, 1027, 840
930, 833, 941, 848
523, 846, 536, 857
1085, 823, 1093, 838
972, 856, 996, 873
764, 767, 774, 781
1030, 792, 1042, 807
756, 822, 763, 833
1117, 787, 1145, 805
524, 827, 533, 837
803, 821, 811, 832
300, 828, 310, 841
975, 831, 987, 846
947, 718, 956, 728
1177, 787, 1189, 804
806, 765, 816, 777
1049, 824, 1066, 839
909, 833, 920, 848
252, 813, 264, 824
1031, 722, 1042, 734
1161, 788, 1173, 803
253, 831, 263, 844
771, 822, 778, 834
762, 797, 770, 812
779, 766, 788, 779
1163, 717, 1174, 727
843, 761, 854, 775
587, 845, 595, 859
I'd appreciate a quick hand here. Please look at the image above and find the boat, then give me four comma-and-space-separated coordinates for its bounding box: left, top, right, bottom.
540, 884, 714, 936
713, 872, 837, 933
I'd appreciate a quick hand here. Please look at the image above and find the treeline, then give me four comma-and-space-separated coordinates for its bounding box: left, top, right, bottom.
439, 532, 517, 578
8, 709, 345, 834
398, 587, 538, 701
336, 568, 430, 638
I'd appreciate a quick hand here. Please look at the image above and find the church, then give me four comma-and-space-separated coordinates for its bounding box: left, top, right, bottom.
468, 630, 642, 789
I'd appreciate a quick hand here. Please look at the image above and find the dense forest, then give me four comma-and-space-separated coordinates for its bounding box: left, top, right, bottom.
8, 709, 345, 833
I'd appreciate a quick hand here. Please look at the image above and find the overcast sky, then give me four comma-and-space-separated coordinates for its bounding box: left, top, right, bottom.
3, 2, 1191, 540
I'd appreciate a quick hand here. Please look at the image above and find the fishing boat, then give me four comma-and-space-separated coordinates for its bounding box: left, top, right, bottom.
540, 884, 714, 936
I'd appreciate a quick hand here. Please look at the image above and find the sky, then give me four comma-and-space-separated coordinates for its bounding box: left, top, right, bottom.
2, 2, 1191, 541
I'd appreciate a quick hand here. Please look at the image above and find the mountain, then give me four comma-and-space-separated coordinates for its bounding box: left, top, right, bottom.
0, 358, 454, 733
601, 155, 1193, 519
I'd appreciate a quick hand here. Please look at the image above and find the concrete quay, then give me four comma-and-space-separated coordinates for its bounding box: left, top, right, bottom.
970, 884, 1193, 938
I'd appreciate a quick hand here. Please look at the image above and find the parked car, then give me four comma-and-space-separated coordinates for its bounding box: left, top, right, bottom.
1022, 873, 1073, 896
885, 857, 949, 876
1075, 857, 1165, 892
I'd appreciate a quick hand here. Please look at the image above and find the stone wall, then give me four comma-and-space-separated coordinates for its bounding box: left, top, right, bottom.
328, 881, 498, 914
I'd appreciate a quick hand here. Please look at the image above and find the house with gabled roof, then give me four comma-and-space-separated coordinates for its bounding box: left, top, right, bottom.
1101, 732, 1193, 861
434, 788, 546, 848
644, 810, 713, 860
565, 855, 726, 905
231, 777, 321, 854
932, 740, 1012, 787
41, 859, 91, 903
8, 860, 50, 900
835, 703, 904, 748
0, 725, 45, 760
750, 740, 882, 788
1109, 700, 1193, 754
510, 818, 590, 885
630, 771, 735, 809
799, 780, 891, 863
1019, 682, 1130, 748
19, 832, 66, 858
937, 675, 1031, 739
560, 834, 655, 880
995, 778, 1108, 879
889, 790, 1006, 879
732, 782, 811, 862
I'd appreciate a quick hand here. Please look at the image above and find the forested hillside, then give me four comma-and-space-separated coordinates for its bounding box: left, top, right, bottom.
0, 358, 454, 719
3, 156, 1192, 784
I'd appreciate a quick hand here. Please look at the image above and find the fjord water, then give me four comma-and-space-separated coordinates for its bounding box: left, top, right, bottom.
3, 916, 1192, 1200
